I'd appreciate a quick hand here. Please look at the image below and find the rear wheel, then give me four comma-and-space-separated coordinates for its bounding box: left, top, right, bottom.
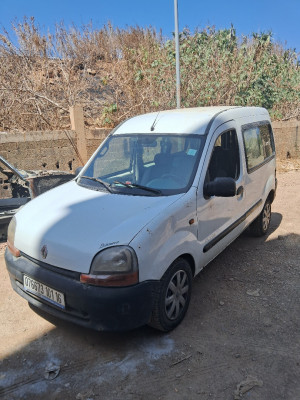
249, 199, 272, 237
149, 258, 193, 332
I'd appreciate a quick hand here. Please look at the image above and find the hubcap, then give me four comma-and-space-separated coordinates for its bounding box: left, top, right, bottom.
262, 202, 271, 231
165, 270, 189, 320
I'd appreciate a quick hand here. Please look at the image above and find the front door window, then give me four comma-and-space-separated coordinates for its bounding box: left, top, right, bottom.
206, 129, 240, 183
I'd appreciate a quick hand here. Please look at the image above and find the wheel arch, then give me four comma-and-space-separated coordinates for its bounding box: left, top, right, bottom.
267, 189, 276, 204
176, 253, 196, 277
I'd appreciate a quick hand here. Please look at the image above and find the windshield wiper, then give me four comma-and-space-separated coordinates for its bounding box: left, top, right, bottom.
114, 181, 161, 195
80, 176, 112, 193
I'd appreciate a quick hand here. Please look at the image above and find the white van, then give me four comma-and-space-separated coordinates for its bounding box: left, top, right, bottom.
5, 106, 276, 331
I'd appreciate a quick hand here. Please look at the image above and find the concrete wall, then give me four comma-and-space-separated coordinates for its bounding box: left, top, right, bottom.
0, 129, 110, 172
0, 120, 299, 199
86, 129, 111, 159
272, 120, 300, 159
1, 121, 299, 172
0, 130, 77, 172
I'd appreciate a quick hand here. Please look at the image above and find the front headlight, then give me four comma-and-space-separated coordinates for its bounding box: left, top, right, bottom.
7, 216, 20, 257
80, 246, 139, 287
7, 216, 16, 244
91, 246, 137, 274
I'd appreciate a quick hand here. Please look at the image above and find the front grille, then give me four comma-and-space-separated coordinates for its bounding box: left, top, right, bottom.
20, 252, 81, 280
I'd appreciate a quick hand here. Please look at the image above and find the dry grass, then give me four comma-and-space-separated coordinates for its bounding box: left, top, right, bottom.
0, 19, 299, 131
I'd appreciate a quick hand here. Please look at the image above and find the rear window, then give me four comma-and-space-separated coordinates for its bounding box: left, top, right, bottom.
242, 122, 275, 172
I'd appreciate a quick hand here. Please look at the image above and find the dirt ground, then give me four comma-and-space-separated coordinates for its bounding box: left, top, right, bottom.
0, 170, 299, 400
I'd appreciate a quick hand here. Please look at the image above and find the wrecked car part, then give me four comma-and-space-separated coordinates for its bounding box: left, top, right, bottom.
0, 155, 74, 240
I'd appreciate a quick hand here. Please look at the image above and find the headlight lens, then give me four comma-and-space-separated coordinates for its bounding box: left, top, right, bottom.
7, 216, 16, 244
80, 246, 139, 287
91, 246, 137, 274
7, 216, 20, 257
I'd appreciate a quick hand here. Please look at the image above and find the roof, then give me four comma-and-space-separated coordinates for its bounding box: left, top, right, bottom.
113, 106, 269, 136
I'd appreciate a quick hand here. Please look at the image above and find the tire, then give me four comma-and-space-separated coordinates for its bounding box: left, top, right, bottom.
148, 258, 193, 332
249, 199, 272, 237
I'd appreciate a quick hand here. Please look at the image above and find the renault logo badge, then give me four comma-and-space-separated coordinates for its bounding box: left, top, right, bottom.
41, 245, 48, 259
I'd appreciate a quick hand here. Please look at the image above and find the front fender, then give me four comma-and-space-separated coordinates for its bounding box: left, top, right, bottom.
130, 188, 199, 282
132, 227, 201, 281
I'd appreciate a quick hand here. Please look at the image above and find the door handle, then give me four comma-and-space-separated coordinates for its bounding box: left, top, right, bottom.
236, 186, 244, 196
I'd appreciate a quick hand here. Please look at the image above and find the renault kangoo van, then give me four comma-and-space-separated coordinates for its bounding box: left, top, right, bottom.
5, 107, 276, 331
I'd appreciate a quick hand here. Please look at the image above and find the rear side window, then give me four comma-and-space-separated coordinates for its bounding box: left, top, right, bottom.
242, 122, 275, 172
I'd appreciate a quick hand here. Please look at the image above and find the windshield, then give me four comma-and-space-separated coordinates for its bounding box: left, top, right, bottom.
78, 133, 205, 196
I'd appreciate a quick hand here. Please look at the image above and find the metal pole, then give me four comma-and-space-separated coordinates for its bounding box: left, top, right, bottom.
174, 0, 181, 109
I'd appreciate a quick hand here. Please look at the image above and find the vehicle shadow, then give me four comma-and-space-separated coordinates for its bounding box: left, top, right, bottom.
266, 211, 283, 235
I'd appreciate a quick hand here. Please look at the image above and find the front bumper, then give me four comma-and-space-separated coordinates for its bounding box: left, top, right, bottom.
5, 249, 158, 331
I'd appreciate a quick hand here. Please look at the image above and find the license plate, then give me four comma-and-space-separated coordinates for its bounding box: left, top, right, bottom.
23, 275, 65, 309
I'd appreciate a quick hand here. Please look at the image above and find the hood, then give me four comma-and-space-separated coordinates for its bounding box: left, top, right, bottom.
14, 181, 182, 273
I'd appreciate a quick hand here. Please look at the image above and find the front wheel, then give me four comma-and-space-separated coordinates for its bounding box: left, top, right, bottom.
148, 258, 193, 332
249, 199, 272, 237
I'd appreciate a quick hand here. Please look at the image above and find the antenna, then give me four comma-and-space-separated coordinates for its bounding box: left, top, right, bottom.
150, 112, 160, 131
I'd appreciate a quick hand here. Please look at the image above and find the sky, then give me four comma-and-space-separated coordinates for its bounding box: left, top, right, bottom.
0, 0, 299, 52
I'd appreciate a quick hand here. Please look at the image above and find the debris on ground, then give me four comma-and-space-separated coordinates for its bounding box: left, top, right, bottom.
246, 289, 260, 297
233, 375, 263, 399
44, 362, 61, 380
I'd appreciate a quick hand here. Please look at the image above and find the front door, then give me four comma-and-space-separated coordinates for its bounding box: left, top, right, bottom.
196, 122, 245, 266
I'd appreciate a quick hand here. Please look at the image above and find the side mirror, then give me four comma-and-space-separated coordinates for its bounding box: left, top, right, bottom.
75, 166, 83, 176
204, 177, 236, 198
